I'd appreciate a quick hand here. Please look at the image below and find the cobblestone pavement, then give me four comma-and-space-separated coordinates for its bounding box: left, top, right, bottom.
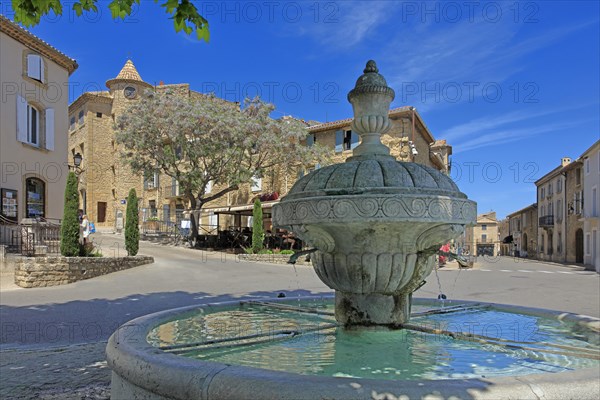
0, 342, 109, 399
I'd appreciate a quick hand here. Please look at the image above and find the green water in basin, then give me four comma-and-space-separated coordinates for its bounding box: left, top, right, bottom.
147, 299, 599, 381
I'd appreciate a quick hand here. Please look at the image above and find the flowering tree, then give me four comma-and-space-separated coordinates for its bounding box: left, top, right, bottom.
116, 91, 328, 241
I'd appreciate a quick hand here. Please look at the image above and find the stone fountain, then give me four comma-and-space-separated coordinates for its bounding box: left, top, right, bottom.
106, 61, 599, 400
272, 60, 476, 326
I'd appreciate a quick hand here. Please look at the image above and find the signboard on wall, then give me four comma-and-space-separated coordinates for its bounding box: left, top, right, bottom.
1, 188, 18, 222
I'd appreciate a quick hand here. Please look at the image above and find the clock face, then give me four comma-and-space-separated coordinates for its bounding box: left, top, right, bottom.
124, 86, 137, 99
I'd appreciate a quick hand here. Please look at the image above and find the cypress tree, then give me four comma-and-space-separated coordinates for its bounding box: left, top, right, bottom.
252, 199, 264, 253
125, 188, 139, 256
60, 172, 80, 256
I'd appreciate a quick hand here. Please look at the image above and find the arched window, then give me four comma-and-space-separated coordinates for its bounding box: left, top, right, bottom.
25, 178, 45, 218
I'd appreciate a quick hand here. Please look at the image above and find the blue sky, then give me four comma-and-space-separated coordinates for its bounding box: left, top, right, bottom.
5, 0, 599, 218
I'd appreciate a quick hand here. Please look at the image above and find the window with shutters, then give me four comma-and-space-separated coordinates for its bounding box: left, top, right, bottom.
27, 104, 39, 146
208, 213, 218, 228
343, 130, 359, 150
78, 109, 85, 125
144, 171, 159, 190
25, 54, 44, 83
251, 176, 262, 192
16, 95, 54, 150
69, 115, 76, 131
148, 200, 157, 218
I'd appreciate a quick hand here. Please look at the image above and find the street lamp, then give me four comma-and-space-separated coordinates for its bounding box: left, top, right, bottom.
69, 152, 83, 175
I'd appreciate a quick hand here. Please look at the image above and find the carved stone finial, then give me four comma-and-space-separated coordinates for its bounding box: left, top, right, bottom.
364, 60, 378, 73
347, 60, 396, 160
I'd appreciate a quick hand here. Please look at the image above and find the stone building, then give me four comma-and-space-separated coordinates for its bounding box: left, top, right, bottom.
68, 60, 231, 231
563, 160, 584, 264
0, 14, 78, 223
506, 204, 538, 258
71, 60, 453, 233
580, 140, 599, 271
68, 60, 154, 230
535, 158, 573, 263
465, 211, 498, 256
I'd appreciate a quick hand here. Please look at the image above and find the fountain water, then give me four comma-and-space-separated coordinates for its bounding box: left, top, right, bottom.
106, 61, 600, 400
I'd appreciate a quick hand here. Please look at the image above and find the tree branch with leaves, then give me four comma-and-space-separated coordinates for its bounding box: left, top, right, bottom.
11, 0, 210, 41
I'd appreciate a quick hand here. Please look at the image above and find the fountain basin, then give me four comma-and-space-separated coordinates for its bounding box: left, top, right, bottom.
107, 297, 600, 400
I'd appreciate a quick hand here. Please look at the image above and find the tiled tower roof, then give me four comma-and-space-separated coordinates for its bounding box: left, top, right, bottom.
115, 60, 143, 81
106, 59, 152, 89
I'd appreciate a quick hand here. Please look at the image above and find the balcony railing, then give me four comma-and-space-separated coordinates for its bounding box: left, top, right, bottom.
539, 215, 554, 227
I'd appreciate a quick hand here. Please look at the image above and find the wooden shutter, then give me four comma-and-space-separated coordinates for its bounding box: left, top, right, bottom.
27, 54, 41, 81
335, 130, 343, 152
39, 57, 45, 83
306, 134, 314, 147
45, 108, 54, 150
16, 95, 28, 142
350, 130, 359, 149
163, 204, 170, 222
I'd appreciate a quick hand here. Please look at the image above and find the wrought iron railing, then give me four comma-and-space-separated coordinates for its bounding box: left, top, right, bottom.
539, 215, 554, 227
0, 216, 61, 256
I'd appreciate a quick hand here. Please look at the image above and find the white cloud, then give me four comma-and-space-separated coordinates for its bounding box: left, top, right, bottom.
453, 119, 589, 154
294, 1, 391, 49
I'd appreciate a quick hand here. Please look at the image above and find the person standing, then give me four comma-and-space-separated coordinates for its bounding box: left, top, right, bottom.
81, 214, 90, 244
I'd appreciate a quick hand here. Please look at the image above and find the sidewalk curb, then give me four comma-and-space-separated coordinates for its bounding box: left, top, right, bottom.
497, 256, 592, 271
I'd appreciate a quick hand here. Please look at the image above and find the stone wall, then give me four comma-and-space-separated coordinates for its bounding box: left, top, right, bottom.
14, 255, 154, 288
238, 253, 311, 266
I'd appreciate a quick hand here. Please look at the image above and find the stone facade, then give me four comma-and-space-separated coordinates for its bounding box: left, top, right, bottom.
14, 255, 154, 288
0, 15, 77, 224
465, 211, 498, 256
68, 60, 153, 231
580, 140, 599, 271
507, 204, 538, 258
536, 158, 572, 263
564, 161, 584, 264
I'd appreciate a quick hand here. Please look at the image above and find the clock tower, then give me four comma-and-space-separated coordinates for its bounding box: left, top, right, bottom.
106, 59, 153, 104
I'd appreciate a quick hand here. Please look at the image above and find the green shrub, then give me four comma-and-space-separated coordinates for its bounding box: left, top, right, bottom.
258, 249, 273, 254
60, 172, 80, 256
252, 199, 264, 253
125, 189, 139, 256
279, 249, 295, 255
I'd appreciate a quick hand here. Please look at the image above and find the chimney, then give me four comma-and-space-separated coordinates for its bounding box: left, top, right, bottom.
159, 80, 164, 86
561, 157, 571, 167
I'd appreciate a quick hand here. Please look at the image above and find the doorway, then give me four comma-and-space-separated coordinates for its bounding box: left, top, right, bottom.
575, 229, 584, 263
